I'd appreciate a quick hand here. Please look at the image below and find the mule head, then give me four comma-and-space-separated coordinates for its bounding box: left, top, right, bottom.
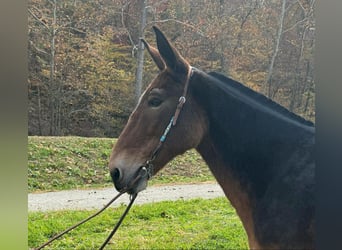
108, 26, 207, 194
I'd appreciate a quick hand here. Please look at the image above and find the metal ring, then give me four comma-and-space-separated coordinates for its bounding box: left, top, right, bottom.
179, 96, 186, 104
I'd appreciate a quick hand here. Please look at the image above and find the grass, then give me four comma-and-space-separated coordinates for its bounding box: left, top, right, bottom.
28, 136, 214, 192
28, 197, 248, 249
28, 136, 247, 249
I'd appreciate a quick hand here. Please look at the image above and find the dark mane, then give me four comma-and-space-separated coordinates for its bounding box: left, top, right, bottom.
208, 71, 314, 128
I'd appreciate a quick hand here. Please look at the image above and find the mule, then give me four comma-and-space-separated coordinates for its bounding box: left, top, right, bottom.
108, 26, 315, 249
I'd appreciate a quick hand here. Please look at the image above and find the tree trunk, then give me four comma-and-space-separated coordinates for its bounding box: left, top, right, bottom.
303, 61, 313, 114
37, 85, 42, 136
265, 0, 286, 98
135, 0, 146, 102
49, 0, 57, 135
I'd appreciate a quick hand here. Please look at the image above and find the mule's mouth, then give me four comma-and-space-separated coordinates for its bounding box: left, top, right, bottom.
123, 166, 149, 195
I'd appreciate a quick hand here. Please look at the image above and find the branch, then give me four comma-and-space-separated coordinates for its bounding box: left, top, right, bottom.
265, 0, 286, 97
28, 8, 50, 30
68, 109, 89, 117
68, 26, 87, 34
46, 0, 55, 7
147, 19, 206, 37
285, 0, 296, 13
299, 25, 309, 59
120, 1, 137, 57
296, 0, 305, 12
57, 25, 87, 35
308, 0, 316, 17
282, 17, 309, 34
29, 40, 49, 56
240, 0, 258, 29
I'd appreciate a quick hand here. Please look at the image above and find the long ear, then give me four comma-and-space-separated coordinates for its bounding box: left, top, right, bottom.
152, 26, 189, 75
141, 38, 165, 71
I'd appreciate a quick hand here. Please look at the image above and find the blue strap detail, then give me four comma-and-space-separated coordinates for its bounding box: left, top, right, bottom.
160, 116, 174, 142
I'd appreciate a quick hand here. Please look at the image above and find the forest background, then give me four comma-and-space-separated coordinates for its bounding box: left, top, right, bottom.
28, 0, 315, 137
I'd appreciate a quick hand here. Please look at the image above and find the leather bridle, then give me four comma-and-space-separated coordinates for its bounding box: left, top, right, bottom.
142, 66, 194, 179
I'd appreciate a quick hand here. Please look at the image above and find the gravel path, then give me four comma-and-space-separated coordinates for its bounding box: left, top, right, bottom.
28, 183, 225, 212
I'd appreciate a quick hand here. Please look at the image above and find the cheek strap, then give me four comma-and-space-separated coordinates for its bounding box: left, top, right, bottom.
143, 66, 194, 179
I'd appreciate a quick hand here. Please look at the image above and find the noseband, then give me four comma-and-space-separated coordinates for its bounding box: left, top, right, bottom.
142, 66, 194, 179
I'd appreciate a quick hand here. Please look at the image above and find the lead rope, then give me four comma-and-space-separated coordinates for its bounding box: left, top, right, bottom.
33, 191, 126, 250
99, 193, 137, 250
33, 168, 148, 250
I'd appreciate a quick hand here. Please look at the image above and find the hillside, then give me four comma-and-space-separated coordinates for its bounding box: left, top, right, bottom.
28, 136, 213, 192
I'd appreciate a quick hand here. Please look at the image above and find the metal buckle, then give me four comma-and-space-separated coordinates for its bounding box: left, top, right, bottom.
144, 161, 154, 180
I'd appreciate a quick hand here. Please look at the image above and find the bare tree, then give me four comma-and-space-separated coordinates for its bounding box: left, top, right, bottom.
265, 0, 286, 98
135, 0, 147, 101
233, 0, 258, 54
287, 0, 315, 119
28, 0, 60, 135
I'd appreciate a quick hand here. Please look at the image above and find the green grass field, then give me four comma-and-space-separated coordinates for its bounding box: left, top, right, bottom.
29, 198, 248, 249
28, 136, 248, 249
28, 136, 214, 192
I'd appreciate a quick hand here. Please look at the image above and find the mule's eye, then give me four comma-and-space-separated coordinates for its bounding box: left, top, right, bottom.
148, 97, 162, 108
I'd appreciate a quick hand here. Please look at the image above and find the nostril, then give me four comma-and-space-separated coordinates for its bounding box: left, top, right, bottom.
111, 168, 122, 183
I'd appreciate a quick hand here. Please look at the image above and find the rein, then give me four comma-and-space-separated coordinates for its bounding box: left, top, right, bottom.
33, 168, 147, 250
143, 66, 194, 179
33, 191, 126, 250
32, 67, 194, 250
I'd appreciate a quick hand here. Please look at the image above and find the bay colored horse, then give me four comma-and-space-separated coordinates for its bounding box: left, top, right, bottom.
108, 26, 315, 249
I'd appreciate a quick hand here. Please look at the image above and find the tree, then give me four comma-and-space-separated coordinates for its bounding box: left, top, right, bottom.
135, 0, 147, 101
28, 0, 61, 135
265, 0, 287, 98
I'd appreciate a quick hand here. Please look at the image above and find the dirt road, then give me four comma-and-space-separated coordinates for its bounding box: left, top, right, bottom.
28, 183, 225, 212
